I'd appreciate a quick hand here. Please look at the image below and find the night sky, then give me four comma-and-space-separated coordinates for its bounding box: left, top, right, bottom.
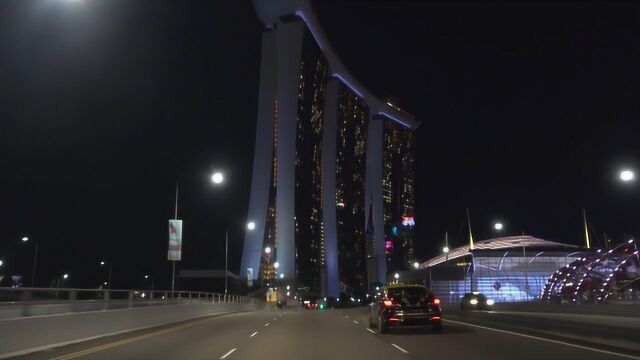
1, 0, 639, 289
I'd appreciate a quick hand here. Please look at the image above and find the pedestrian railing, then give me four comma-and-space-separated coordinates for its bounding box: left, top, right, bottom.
0, 287, 258, 319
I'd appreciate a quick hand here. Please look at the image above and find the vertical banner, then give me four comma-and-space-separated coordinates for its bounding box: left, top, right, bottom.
168, 219, 183, 261
247, 267, 253, 287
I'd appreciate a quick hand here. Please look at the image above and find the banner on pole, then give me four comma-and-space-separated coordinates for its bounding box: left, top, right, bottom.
247, 268, 253, 287
168, 219, 183, 261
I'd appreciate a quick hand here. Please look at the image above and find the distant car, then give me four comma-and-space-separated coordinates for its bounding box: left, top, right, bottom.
460, 293, 495, 310
303, 298, 318, 310
369, 284, 442, 334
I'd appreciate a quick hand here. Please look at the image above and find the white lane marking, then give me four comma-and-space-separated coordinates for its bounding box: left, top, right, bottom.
345, 315, 349, 319
220, 348, 237, 359
249, 331, 258, 338
353, 320, 359, 324
366, 328, 376, 334
444, 319, 640, 360
264, 322, 270, 327
273, 317, 277, 320
391, 343, 410, 354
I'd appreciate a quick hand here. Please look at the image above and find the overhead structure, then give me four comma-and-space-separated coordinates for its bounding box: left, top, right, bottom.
541, 239, 640, 303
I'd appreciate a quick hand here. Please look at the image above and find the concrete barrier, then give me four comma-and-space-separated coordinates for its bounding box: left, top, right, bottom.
0, 302, 258, 358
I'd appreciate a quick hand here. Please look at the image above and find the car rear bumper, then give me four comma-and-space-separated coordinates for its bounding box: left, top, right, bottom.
386, 313, 442, 327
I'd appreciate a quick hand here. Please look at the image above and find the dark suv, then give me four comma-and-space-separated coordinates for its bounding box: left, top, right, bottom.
369, 284, 442, 334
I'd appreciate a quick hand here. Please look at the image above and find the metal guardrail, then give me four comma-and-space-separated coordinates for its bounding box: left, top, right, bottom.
0, 287, 258, 319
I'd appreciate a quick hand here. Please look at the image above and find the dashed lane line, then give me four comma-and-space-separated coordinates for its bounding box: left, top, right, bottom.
249, 331, 258, 338
391, 343, 410, 354
220, 348, 237, 359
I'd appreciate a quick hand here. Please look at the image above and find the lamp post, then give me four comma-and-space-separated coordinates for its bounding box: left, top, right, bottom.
56, 273, 69, 298
99, 260, 112, 289
21, 236, 38, 287
144, 274, 154, 291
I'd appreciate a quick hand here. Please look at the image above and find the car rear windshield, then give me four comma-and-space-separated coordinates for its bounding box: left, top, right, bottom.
387, 287, 428, 297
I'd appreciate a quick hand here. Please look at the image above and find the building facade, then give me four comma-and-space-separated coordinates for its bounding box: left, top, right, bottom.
241, 0, 420, 299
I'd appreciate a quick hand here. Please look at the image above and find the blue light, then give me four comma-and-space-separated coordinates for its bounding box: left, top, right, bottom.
377, 111, 414, 129
332, 73, 364, 98
391, 226, 398, 236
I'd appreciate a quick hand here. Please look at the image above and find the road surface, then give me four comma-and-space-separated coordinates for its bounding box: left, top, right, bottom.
10, 307, 639, 360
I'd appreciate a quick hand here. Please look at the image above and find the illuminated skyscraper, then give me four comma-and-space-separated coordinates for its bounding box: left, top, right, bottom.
242, 0, 419, 298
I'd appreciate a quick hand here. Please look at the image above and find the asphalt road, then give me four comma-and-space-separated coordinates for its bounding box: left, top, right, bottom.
10, 307, 640, 360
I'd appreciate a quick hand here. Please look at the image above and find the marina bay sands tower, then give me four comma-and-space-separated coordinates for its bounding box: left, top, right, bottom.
241, 0, 419, 299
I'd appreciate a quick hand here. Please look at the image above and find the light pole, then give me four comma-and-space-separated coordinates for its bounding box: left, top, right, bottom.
56, 273, 69, 298
99, 260, 112, 289
21, 236, 38, 287
144, 274, 154, 291
208, 171, 227, 295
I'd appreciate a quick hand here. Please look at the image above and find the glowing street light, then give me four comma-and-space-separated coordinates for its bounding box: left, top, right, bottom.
247, 221, 256, 231
62, 273, 69, 279
264, 246, 271, 255
0, 260, 4, 267
273, 261, 279, 269
620, 169, 635, 182
211, 171, 224, 185
394, 273, 400, 280
413, 261, 420, 269
494, 222, 504, 231
21, 236, 39, 286
442, 246, 450, 254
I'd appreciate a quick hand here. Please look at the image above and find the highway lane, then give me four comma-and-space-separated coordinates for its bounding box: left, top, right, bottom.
10, 307, 640, 360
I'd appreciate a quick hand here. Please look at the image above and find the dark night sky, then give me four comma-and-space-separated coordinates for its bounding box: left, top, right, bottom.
1, 0, 639, 289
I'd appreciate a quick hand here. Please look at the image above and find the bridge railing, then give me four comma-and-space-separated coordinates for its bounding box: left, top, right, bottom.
0, 287, 258, 319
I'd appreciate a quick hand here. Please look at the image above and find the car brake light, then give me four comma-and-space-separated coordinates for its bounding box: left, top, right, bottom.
383, 300, 394, 307
432, 298, 441, 305
431, 316, 441, 320
388, 316, 400, 321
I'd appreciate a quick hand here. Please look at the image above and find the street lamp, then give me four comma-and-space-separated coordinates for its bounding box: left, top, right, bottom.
413, 261, 420, 269
144, 274, 154, 290
211, 171, 224, 185
264, 246, 271, 255
494, 222, 504, 231
99, 260, 112, 288
21, 236, 38, 287
56, 273, 69, 297
394, 273, 400, 280
247, 221, 256, 231
620, 169, 635, 182
0, 259, 3, 267
442, 246, 450, 254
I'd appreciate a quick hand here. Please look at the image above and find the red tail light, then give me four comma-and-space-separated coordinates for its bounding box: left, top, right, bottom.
382, 296, 395, 307
432, 298, 441, 305
388, 316, 400, 321
431, 316, 441, 320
